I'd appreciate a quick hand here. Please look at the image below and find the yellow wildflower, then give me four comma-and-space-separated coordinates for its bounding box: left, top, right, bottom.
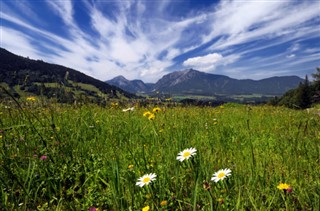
111, 102, 118, 108
277, 183, 290, 190
142, 205, 150, 211
218, 198, 224, 205
143, 111, 152, 117
128, 164, 134, 170
26, 96, 36, 101
148, 113, 155, 120
153, 107, 161, 113
160, 200, 168, 206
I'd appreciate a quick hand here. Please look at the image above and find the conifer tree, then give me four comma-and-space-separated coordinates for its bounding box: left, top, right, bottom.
296, 75, 311, 109
311, 67, 320, 103
311, 67, 320, 82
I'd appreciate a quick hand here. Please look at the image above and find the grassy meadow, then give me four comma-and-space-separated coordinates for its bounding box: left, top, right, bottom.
0, 98, 319, 210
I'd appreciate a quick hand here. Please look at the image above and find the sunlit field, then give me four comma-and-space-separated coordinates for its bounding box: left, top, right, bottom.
1, 99, 319, 210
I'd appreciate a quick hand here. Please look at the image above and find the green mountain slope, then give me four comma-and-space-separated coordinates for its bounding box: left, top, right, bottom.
0, 48, 136, 103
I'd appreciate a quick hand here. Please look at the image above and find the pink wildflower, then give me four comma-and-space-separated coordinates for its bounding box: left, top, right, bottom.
40, 155, 47, 160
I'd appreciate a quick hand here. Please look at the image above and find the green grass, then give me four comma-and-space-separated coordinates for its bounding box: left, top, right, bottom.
168, 93, 275, 102
172, 94, 217, 100
0, 83, 10, 90
0, 100, 319, 210
73, 82, 101, 93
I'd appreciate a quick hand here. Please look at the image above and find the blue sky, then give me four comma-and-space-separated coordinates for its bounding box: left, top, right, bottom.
1, 0, 319, 82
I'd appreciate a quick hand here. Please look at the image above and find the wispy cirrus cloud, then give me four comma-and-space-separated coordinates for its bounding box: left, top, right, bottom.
1, 27, 39, 58
204, 1, 320, 49
190, 0, 320, 79
45, 0, 74, 26
1, 0, 319, 82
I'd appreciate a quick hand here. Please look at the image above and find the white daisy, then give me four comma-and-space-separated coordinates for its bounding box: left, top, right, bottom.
176, 147, 197, 162
136, 173, 157, 187
122, 107, 134, 112
211, 168, 231, 182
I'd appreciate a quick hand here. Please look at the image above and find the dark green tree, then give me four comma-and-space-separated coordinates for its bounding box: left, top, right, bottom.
296, 75, 311, 109
278, 89, 298, 108
311, 67, 320, 82
311, 67, 320, 103
273, 68, 320, 108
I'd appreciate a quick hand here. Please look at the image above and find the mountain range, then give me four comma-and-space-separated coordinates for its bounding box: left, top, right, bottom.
107, 69, 303, 96
0, 47, 303, 104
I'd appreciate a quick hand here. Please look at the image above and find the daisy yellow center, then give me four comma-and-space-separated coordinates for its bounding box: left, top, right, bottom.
217, 172, 226, 179
183, 151, 191, 158
143, 177, 151, 183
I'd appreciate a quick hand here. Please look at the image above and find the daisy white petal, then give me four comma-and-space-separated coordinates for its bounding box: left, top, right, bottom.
136, 173, 157, 187
176, 147, 197, 162
211, 168, 231, 182
122, 107, 134, 112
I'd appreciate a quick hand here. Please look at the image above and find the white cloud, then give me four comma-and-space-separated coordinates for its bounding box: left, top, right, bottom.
90, 8, 118, 39
219, 49, 319, 80
109, 38, 141, 64
205, 1, 320, 50
139, 60, 172, 82
1, 27, 40, 59
46, 0, 74, 26
304, 48, 320, 54
183, 53, 223, 72
288, 43, 300, 52
210, 1, 286, 36
0, 1, 217, 81
83, 1, 210, 81
1, 0, 319, 83
166, 48, 180, 60
286, 54, 296, 58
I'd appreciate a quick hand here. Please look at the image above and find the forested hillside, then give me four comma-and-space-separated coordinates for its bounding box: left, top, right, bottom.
269, 68, 320, 109
0, 48, 137, 104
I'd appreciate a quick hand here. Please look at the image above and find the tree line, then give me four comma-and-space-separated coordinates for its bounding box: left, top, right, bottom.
269, 68, 320, 109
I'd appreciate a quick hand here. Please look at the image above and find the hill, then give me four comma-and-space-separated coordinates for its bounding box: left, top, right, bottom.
270, 69, 320, 109
0, 48, 136, 103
